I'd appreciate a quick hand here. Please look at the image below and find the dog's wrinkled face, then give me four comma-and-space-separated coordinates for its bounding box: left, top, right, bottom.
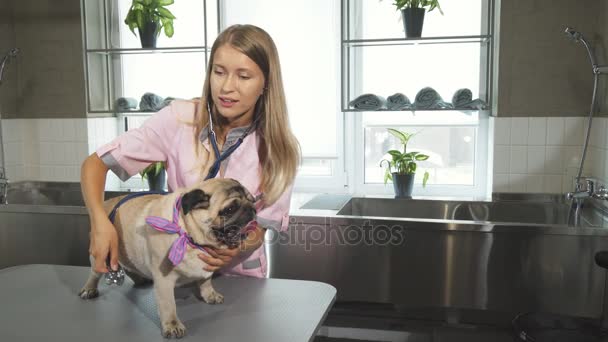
181, 178, 256, 248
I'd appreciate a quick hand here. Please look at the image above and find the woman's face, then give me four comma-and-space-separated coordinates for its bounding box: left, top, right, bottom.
210, 44, 266, 127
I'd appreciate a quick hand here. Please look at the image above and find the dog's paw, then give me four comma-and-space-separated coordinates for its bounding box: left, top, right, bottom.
161, 319, 186, 339
78, 288, 99, 299
201, 289, 224, 304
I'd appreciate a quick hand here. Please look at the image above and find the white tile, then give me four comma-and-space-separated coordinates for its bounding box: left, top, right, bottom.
563, 174, 576, 193
509, 174, 527, 192
50, 119, 65, 142
590, 117, 607, 148
493, 145, 510, 173
86, 119, 95, 140
6, 165, 16, 180
39, 143, 52, 165
593, 148, 605, 181
563, 146, 582, 168
28, 165, 40, 180
494, 117, 511, 145
546, 117, 565, 145
4, 142, 23, 165
564, 117, 585, 145
510, 118, 529, 145
2, 119, 22, 143
39, 119, 53, 142
76, 144, 90, 164
543, 174, 563, 193
50, 142, 65, 165
527, 146, 546, 174
510, 146, 528, 174
12, 165, 25, 182
493, 173, 509, 193
525, 175, 543, 193
75, 119, 88, 142
26, 143, 40, 167
62, 119, 77, 142
544, 146, 565, 174
528, 118, 547, 145
62, 142, 79, 165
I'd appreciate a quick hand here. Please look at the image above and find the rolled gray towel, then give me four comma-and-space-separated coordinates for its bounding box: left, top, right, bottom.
160, 96, 177, 109
114, 97, 138, 111
386, 93, 412, 110
348, 93, 386, 111
139, 92, 165, 111
413, 87, 453, 110
460, 99, 488, 110
452, 88, 473, 108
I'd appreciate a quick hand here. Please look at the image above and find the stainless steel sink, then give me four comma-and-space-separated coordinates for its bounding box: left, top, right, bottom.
336, 197, 573, 225
4, 181, 130, 206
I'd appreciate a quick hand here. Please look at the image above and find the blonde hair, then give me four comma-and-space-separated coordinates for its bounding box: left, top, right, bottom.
193, 24, 300, 205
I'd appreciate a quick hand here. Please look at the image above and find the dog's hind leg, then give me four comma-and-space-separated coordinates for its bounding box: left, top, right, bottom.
153, 273, 186, 338
197, 277, 224, 304
79, 256, 102, 299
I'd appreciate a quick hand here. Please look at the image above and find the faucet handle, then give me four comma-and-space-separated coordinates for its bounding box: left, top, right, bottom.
586, 179, 595, 193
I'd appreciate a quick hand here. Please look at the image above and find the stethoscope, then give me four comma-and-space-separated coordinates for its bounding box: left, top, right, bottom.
204, 103, 258, 180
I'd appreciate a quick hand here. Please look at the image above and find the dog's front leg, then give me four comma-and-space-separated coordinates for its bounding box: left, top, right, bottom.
79, 256, 103, 299
198, 277, 224, 304
152, 274, 186, 338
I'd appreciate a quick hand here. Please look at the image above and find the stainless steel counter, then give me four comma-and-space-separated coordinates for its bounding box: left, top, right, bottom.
269, 192, 608, 322
3, 182, 608, 324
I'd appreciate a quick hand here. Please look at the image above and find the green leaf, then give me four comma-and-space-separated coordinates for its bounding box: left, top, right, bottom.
422, 171, 430, 187
384, 169, 392, 184
143, 0, 153, 6
158, 0, 174, 5
387, 149, 402, 158
387, 128, 409, 145
415, 154, 429, 161
135, 10, 144, 32
163, 21, 174, 37
157, 7, 176, 19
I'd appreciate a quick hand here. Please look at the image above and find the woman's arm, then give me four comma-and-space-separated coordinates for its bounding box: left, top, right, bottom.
81, 153, 120, 273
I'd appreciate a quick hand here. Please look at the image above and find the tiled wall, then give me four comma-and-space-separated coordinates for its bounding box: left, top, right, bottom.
1, 117, 120, 188
492, 116, 607, 193
2, 116, 606, 195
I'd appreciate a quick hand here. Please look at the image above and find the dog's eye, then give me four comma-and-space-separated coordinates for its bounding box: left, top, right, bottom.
221, 204, 237, 216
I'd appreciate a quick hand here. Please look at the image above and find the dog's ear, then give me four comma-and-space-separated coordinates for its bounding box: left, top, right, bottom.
181, 189, 210, 215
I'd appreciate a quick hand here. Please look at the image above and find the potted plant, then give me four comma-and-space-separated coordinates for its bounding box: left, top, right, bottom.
391, 0, 443, 38
140, 161, 166, 191
124, 0, 176, 48
380, 128, 430, 198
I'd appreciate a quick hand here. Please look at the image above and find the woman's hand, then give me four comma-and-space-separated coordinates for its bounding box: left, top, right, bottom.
89, 217, 120, 273
198, 226, 266, 272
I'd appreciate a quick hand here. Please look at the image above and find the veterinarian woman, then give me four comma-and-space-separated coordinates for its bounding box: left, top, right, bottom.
80, 24, 300, 278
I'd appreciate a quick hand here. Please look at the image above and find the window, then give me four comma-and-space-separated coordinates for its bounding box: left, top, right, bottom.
346, 0, 492, 197
221, 0, 345, 191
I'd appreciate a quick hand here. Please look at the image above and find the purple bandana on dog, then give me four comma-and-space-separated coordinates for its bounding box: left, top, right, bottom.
145, 195, 210, 266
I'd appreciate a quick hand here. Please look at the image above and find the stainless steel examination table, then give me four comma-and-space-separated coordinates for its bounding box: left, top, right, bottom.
0, 264, 336, 341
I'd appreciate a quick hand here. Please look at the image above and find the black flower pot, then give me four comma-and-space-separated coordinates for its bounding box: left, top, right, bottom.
138, 21, 159, 48
401, 8, 426, 38
146, 170, 166, 191
392, 173, 415, 198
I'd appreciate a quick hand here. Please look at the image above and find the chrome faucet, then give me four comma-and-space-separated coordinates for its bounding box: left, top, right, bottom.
566, 179, 595, 200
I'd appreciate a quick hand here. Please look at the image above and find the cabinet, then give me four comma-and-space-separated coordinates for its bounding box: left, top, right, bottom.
341, 0, 495, 113
80, 0, 219, 115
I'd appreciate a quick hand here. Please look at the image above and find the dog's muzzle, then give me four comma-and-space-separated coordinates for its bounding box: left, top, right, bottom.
212, 206, 256, 248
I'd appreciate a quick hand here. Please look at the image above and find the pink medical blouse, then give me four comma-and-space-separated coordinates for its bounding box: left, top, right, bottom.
96, 100, 293, 278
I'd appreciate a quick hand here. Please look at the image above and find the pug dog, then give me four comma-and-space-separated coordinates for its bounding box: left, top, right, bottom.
78, 178, 257, 338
